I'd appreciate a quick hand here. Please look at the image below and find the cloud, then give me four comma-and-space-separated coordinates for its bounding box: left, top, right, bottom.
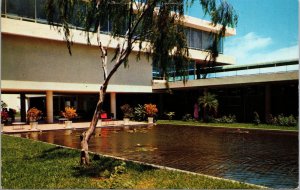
245, 45, 299, 64
225, 32, 299, 64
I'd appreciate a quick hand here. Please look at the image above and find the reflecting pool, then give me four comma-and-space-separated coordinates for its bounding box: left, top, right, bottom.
15, 124, 298, 188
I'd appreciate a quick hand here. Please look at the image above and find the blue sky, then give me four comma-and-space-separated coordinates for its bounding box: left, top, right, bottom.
186, 0, 299, 64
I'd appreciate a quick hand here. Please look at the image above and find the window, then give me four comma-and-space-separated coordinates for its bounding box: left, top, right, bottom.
7, 0, 35, 19
201, 31, 213, 50
189, 28, 202, 49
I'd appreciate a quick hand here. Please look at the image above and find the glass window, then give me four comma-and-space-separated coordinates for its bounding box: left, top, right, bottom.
100, 16, 109, 33
36, 0, 47, 21
189, 28, 202, 49
7, 0, 35, 19
1, 0, 6, 15
184, 28, 190, 47
70, 1, 86, 29
202, 31, 213, 50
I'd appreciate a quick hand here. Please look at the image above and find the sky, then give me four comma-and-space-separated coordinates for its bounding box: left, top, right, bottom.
186, 0, 299, 65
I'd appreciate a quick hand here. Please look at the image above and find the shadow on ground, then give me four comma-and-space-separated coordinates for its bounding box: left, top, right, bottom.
37, 146, 78, 160
72, 154, 156, 178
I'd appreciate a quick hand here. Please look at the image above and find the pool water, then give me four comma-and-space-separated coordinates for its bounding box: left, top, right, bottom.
16, 124, 298, 188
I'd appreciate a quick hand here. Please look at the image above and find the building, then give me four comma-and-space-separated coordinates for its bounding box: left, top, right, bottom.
152, 59, 298, 122
1, 0, 236, 123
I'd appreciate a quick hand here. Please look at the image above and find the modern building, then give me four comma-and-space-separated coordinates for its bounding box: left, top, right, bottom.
152, 59, 299, 122
1, 0, 236, 123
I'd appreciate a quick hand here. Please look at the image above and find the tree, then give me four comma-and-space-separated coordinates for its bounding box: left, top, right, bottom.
45, 0, 237, 165
198, 92, 218, 122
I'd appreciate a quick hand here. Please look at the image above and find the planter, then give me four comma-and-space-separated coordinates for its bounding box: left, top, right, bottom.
123, 118, 130, 125
148, 117, 154, 124
65, 129, 72, 135
65, 120, 73, 129
30, 121, 38, 130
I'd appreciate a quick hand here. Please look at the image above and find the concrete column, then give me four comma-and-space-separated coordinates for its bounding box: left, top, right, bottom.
20, 93, 26, 122
46, 91, 54, 123
265, 85, 271, 122
110, 92, 116, 119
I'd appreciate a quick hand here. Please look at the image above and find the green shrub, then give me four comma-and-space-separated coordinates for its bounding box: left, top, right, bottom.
253, 112, 260, 125
215, 115, 237, 123
267, 114, 297, 127
133, 104, 146, 121
275, 114, 297, 127
287, 115, 298, 126
182, 114, 193, 121
120, 104, 133, 118
164, 112, 175, 121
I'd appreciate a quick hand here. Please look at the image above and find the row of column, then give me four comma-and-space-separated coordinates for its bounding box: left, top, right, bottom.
20, 87, 270, 123
20, 91, 117, 123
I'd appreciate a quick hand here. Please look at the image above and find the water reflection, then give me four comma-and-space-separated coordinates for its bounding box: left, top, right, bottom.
17, 125, 298, 188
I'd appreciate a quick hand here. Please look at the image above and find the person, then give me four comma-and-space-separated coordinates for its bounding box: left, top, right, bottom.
193, 103, 199, 120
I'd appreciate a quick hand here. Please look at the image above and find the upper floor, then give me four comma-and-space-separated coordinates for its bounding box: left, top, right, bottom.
1, 0, 236, 65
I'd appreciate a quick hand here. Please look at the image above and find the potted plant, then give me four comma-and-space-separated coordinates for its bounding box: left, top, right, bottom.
144, 103, 158, 123
26, 107, 42, 130
1, 110, 9, 131
120, 104, 133, 125
61, 106, 77, 128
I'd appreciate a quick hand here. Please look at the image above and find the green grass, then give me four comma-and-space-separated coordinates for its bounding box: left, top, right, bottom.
157, 120, 298, 132
1, 134, 261, 189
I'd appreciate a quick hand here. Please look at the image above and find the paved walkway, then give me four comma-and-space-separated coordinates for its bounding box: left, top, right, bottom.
2, 120, 147, 133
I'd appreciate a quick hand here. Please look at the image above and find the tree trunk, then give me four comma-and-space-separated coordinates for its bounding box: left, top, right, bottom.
80, 87, 105, 165
79, 45, 129, 165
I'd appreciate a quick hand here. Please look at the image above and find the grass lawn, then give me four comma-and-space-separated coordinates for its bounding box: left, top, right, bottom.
157, 120, 298, 132
1, 134, 261, 189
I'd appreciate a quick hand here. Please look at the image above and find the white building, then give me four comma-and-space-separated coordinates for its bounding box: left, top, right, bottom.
1, 0, 235, 122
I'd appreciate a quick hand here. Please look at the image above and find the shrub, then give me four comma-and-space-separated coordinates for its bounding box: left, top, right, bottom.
133, 104, 146, 121
266, 114, 274, 124
267, 114, 297, 127
61, 107, 78, 120
1, 110, 9, 123
144, 104, 158, 117
287, 115, 298, 126
215, 114, 237, 123
182, 114, 193, 121
26, 107, 42, 122
253, 112, 260, 125
276, 114, 297, 127
164, 112, 175, 120
120, 104, 133, 118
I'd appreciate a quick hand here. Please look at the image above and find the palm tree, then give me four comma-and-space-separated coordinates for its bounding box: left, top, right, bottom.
198, 92, 218, 122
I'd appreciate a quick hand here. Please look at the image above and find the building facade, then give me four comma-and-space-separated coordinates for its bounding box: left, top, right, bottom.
1, 0, 236, 123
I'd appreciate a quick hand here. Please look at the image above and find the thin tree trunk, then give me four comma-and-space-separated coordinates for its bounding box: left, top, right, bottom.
80, 86, 105, 165
80, 45, 131, 165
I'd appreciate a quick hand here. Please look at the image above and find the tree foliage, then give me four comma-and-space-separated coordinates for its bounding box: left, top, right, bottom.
198, 92, 219, 113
